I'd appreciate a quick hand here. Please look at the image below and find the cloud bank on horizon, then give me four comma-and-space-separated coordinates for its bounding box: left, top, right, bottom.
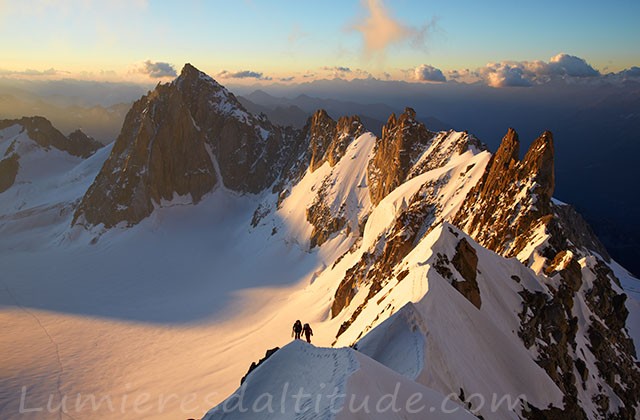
0, 0, 638, 87
2, 52, 638, 89
474, 53, 601, 87
410, 53, 638, 87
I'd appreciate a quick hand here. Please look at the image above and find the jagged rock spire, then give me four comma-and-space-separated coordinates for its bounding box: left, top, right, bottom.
454, 128, 555, 257
306, 110, 364, 172
367, 107, 434, 205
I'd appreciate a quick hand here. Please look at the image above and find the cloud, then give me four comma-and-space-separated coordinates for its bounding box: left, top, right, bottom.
217, 70, 272, 81
510, 53, 599, 80
139, 61, 176, 78
323, 66, 352, 78
547, 53, 599, 77
279, 76, 295, 82
0, 68, 61, 77
472, 54, 601, 87
353, 0, 408, 54
321, 66, 373, 79
414, 64, 446, 82
620, 66, 640, 78
351, 0, 436, 56
479, 62, 532, 87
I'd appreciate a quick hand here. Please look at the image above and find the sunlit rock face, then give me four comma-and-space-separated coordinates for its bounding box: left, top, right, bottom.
74, 64, 299, 228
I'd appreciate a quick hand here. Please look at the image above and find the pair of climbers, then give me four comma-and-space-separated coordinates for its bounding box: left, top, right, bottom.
292, 320, 313, 343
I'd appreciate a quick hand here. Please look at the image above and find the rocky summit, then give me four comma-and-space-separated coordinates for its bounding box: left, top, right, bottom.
454, 128, 555, 257
306, 109, 364, 172
73, 64, 300, 228
367, 107, 435, 205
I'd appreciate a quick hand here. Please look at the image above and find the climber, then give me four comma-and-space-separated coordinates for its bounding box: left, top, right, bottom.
303, 323, 313, 343
292, 320, 302, 340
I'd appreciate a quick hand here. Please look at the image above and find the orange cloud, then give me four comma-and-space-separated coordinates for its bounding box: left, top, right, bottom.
351, 0, 436, 59
353, 0, 410, 55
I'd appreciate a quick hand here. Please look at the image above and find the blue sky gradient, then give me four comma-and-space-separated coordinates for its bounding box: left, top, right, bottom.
1, 0, 638, 82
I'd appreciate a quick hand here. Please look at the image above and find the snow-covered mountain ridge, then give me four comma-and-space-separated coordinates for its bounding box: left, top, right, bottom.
1, 64, 638, 420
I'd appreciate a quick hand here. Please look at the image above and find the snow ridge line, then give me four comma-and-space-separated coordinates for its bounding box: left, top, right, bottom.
295, 344, 359, 420
1, 282, 77, 420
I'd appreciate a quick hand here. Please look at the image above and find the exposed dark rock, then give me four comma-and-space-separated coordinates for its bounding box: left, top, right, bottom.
433, 253, 454, 280
65, 129, 103, 158
332, 253, 373, 318
587, 318, 639, 419
0, 116, 102, 158
523, 401, 586, 420
326, 115, 364, 167
575, 357, 589, 385
517, 252, 640, 419
586, 262, 629, 334
367, 107, 435, 205
0, 116, 102, 193
544, 251, 583, 293
584, 261, 640, 418
451, 238, 481, 309
0, 153, 19, 193
518, 287, 585, 417
396, 269, 409, 281
251, 203, 271, 228
300, 110, 365, 173
307, 203, 346, 248
453, 129, 555, 258
307, 110, 337, 171
552, 202, 611, 262
306, 177, 347, 248
240, 347, 280, 385
336, 301, 367, 339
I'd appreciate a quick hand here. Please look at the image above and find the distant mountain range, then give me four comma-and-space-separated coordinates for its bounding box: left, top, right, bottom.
238, 89, 451, 137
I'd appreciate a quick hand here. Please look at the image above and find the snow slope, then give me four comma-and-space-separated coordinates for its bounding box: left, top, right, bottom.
203, 340, 475, 420
0, 126, 368, 418
0, 123, 111, 246
276, 132, 376, 247
1, 124, 638, 420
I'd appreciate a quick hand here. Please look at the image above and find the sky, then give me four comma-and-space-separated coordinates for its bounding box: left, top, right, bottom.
1, 0, 639, 84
